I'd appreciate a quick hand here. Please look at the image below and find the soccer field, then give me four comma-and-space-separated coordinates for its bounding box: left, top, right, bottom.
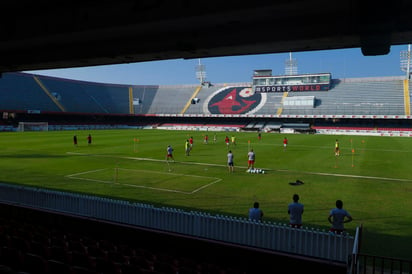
1, 129, 412, 260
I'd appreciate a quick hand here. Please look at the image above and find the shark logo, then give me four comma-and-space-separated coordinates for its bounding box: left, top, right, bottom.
206, 86, 264, 114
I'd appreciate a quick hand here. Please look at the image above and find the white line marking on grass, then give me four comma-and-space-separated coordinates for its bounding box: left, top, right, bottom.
66, 168, 106, 177
191, 178, 222, 194
121, 183, 190, 194
255, 144, 412, 154
121, 179, 221, 194
67, 152, 412, 182
66, 151, 228, 167
66, 176, 113, 184
65, 168, 113, 184
277, 169, 412, 182
116, 168, 222, 194
65, 163, 221, 194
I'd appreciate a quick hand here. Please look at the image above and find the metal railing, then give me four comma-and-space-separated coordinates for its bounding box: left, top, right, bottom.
0, 182, 354, 263
352, 254, 412, 274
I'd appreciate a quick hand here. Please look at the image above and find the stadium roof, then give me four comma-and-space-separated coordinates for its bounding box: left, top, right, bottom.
1, 0, 412, 73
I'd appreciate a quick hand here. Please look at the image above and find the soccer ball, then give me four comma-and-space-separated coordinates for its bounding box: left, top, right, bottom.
247, 168, 265, 174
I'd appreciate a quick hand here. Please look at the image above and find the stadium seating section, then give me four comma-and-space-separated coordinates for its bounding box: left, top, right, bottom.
0, 203, 346, 274
0, 73, 408, 117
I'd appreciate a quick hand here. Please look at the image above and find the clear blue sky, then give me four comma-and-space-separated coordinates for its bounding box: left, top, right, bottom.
26, 44, 411, 86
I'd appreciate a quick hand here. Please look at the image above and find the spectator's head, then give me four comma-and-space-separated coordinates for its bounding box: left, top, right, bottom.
293, 194, 299, 202
253, 202, 259, 209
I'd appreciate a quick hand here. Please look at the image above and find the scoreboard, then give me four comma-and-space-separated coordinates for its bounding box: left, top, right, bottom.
252, 70, 331, 93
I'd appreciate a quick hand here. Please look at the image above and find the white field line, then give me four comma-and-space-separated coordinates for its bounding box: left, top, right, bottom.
121, 177, 221, 194
276, 169, 412, 182
65, 168, 106, 177
66, 176, 113, 184
65, 162, 221, 194
117, 168, 222, 194
65, 168, 113, 184
245, 143, 412, 153
66, 152, 412, 182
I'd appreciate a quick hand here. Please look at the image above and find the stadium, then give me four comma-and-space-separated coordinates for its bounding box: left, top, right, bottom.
1, 54, 412, 274
2, 1, 412, 274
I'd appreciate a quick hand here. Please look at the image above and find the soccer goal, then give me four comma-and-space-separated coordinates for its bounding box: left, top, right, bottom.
17, 122, 49, 132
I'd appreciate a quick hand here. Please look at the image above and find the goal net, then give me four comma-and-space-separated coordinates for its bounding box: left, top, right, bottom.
17, 122, 49, 132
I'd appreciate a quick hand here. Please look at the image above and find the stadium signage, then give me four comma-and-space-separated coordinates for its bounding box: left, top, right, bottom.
254, 84, 330, 93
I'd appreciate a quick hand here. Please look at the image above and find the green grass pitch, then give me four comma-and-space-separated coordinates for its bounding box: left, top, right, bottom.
1, 129, 412, 260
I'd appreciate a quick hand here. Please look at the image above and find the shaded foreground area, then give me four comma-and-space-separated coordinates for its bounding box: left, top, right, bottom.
0, 202, 346, 274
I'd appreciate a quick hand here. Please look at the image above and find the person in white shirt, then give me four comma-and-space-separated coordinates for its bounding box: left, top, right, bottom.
227, 150, 234, 172
247, 149, 255, 170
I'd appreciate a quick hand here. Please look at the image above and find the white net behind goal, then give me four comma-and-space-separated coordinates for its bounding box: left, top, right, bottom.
17, 122, 49, 132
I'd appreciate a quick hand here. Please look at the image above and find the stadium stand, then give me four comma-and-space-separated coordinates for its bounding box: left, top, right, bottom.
38, 76, 131, 114
0, 73, 62, 113
0, 72, 408, 117
252, 93, 284, 115
0, 73, 409, 118
183, 85, 225, 115
147, 85, 197, 114
1, 72, 412, 135
281, 77, 406, 116
0, 72, 411, 136
130, 85, 160, 115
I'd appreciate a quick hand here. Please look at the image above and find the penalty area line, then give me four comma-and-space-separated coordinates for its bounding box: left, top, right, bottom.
66, 168, 107, 177
190, 178, 222, 194
116, 168, 221, 180
116, 168, 222, 194
64, 164, 222, 194
65, 168, 113, 184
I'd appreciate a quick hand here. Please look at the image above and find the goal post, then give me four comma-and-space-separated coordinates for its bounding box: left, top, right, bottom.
17, 122, 49, 132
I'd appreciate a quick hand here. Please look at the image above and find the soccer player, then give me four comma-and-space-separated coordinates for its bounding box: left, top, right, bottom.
166, 145, 174, 161
335, 139, 340, 156
87, 134, 92, 145
73, 135, 78, 146
185, 139, 190, 156
283, 137, 288, 151
204, 134, 209, 144
227, 150, 234, 172
189, 136, 193, 151
225, 136, 230, 148
247, 149, 255, 170
231, 135, 236, 146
